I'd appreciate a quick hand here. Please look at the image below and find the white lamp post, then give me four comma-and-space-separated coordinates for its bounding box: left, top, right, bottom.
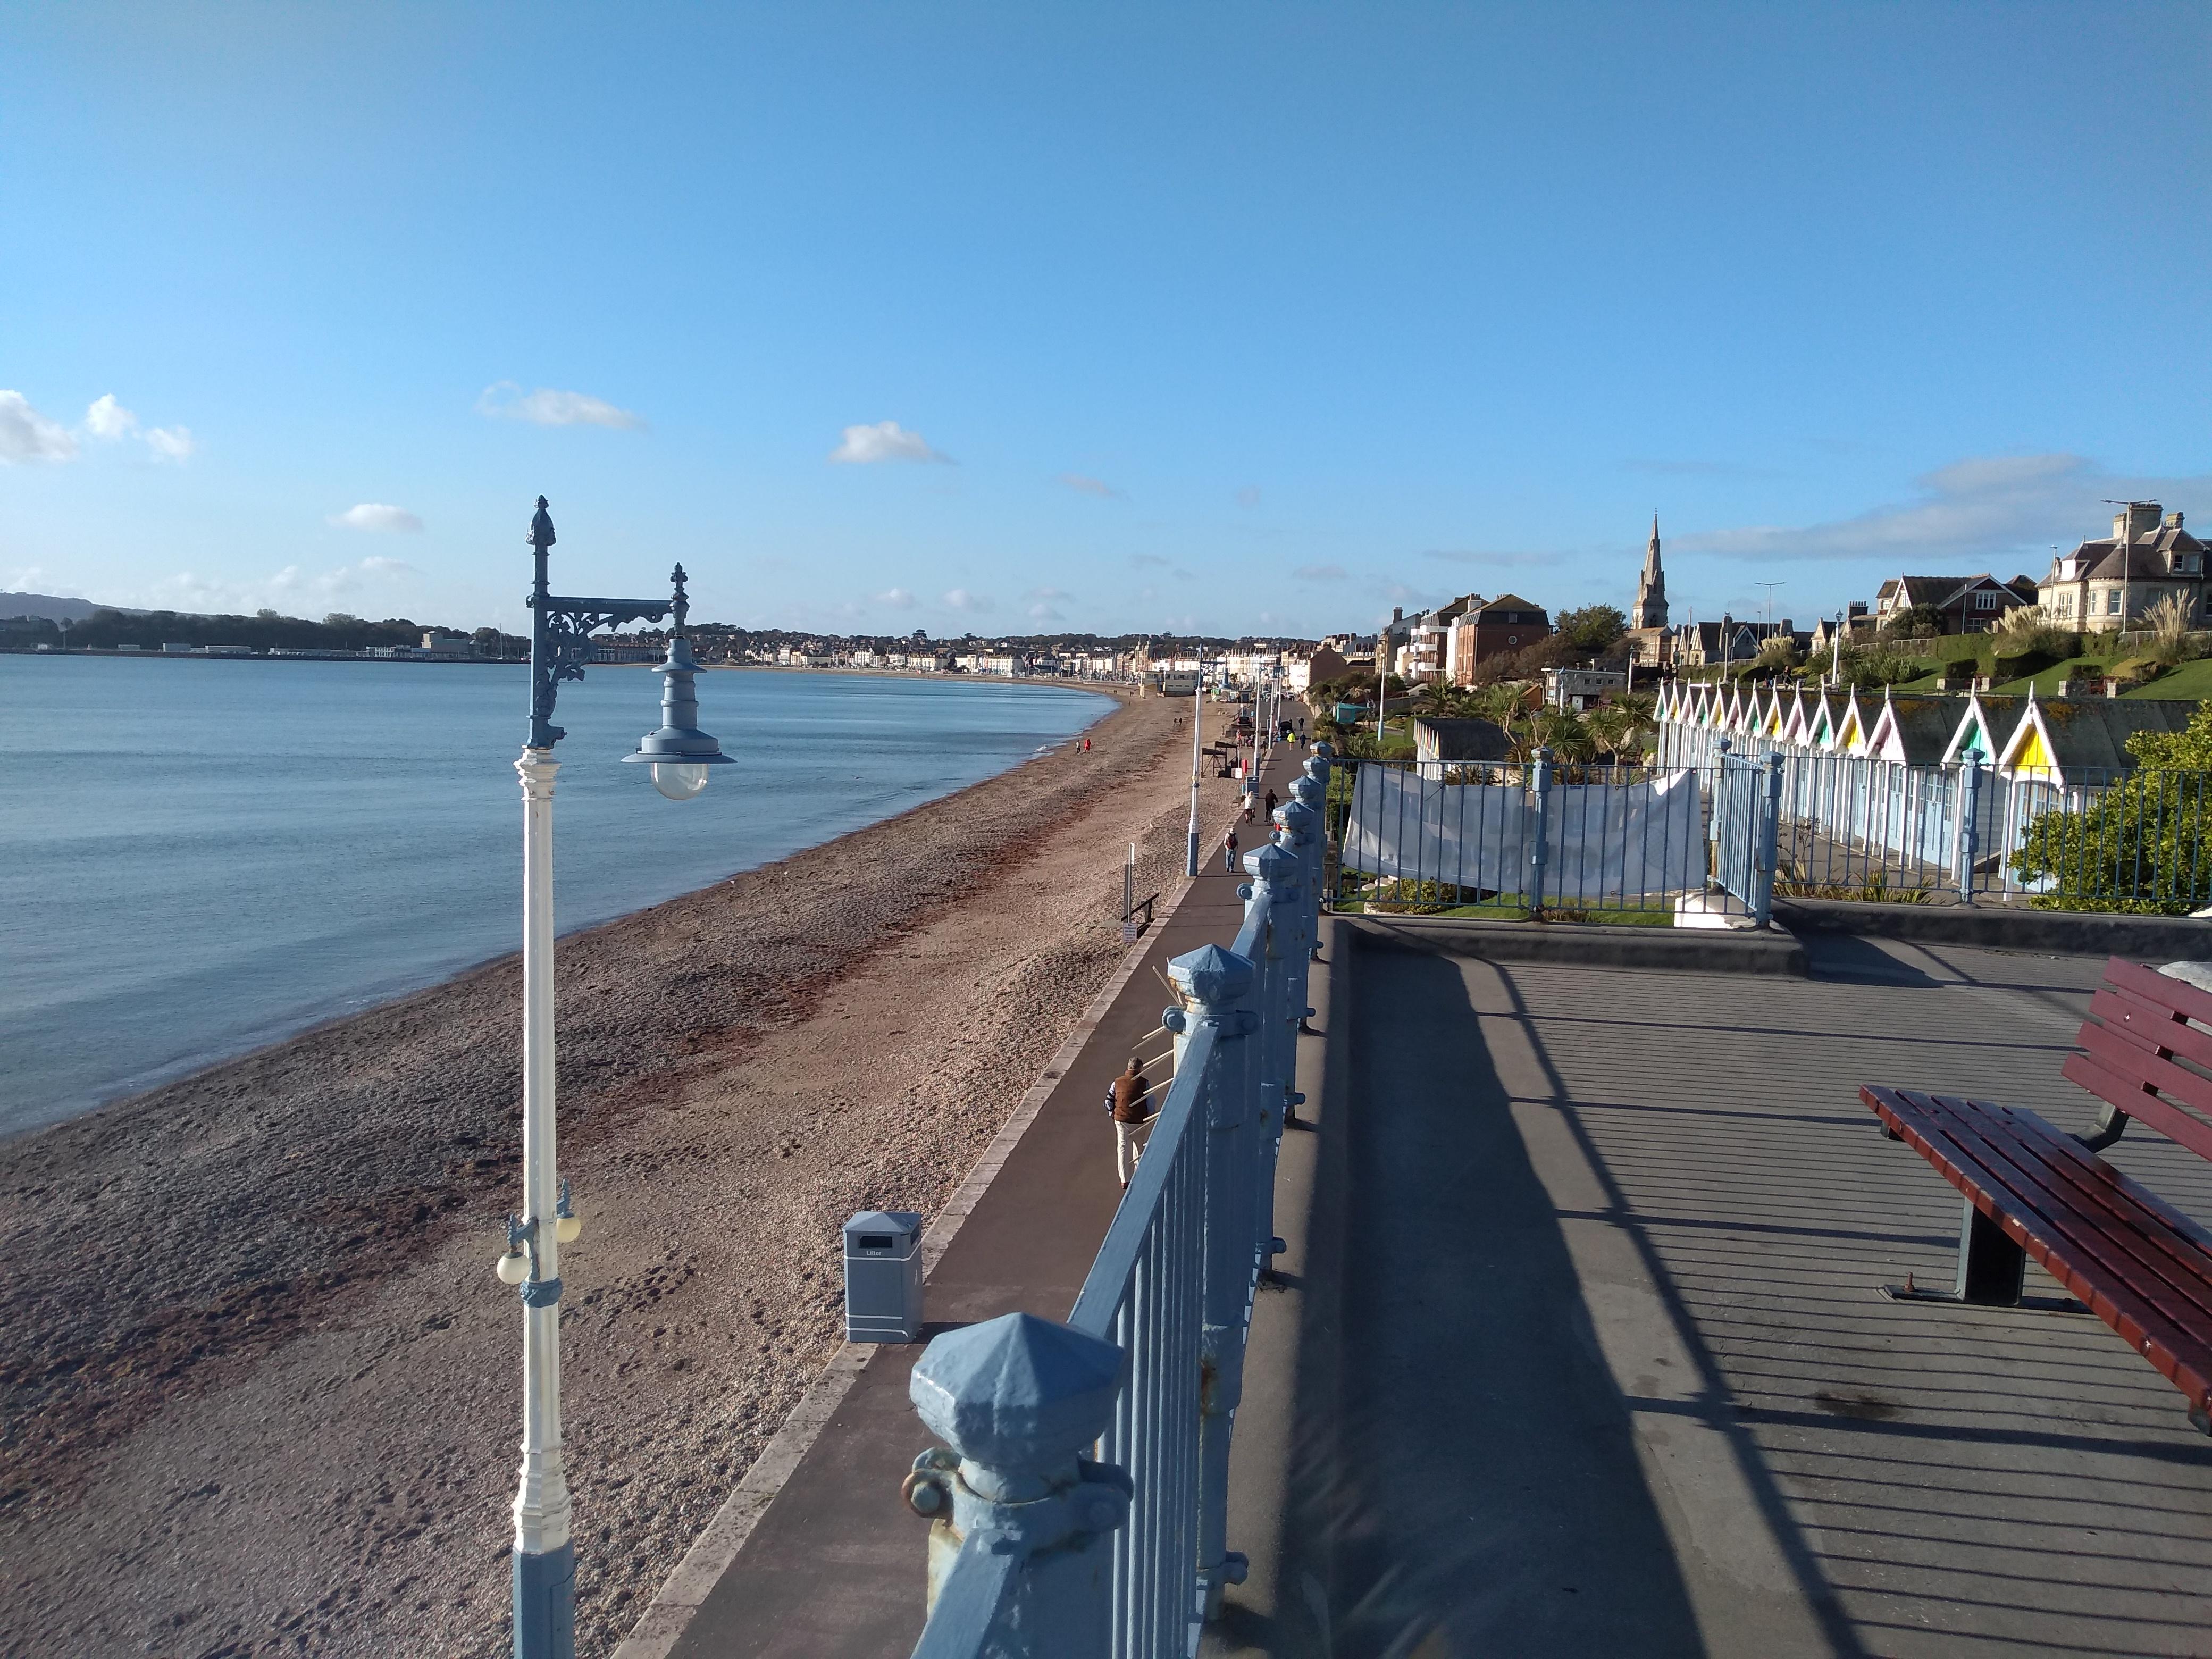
504, 496, 732, 1659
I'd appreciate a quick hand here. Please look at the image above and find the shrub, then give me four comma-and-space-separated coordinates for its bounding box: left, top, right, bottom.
2011, 701, 2212, 912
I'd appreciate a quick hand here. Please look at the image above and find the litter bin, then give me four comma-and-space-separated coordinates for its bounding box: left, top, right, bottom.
842, 1210, 924, 1343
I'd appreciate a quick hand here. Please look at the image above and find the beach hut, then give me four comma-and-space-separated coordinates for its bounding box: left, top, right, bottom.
1776, 686, 1811, 748
1833, 689, 1873, 756
1865, 692, 1963, 766
1995, 693, 2198, 786
1849, 690, 1967, 871
1763, 684, 1791, 742
1804, 688, 1839, 750
1940, 691, 2021, 767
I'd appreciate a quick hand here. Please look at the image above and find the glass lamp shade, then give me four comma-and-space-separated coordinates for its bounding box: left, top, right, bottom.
649, 761, 711, 801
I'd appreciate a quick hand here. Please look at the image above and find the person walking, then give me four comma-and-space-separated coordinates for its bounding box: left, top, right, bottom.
1222, 826, 1239, 873
1109, 1055, 1153, 1190
1264, 786, 1278, 821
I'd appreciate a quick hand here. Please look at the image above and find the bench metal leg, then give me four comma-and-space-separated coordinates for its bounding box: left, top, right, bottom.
1884, 1197, 2054, 1309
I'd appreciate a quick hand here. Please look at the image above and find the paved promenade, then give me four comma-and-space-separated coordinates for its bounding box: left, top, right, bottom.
1216, 921, 2212, 1658
625, 752, 1300, 1658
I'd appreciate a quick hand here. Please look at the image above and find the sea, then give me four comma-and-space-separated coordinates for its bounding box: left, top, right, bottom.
0, 656, 1110, 1137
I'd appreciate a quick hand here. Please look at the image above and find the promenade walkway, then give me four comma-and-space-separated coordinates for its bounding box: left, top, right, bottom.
1213, 920, 2212, 1658
622, 750, 1302, 1659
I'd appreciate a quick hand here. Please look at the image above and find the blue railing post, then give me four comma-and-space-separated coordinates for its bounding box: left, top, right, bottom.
1167, 943, 1259, 1621
1529, 745, 1554, 918
904, 1312, 1130, 1657
1754, 751, 1784, 928
1292, 752, 1327, 937
1275, 795, 1320, 1036
1956, 758, 1983, 906
1243, 841, 1303, 1212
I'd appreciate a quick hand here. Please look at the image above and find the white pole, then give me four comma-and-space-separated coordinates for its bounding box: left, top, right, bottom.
1186, 661, 1203, 876
513, 746, 572, 1649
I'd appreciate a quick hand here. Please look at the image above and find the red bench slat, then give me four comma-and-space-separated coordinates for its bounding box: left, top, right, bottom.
1918, 1091, 2212, 1328
1869, 1085, 2212, 1328
1863, 1085, 2212, 1417
2067, 1027, 2212, 1162
2103, 956, 2212, 1028
2089, 984, 2212, 1074
2062, 1052, 2212, 1166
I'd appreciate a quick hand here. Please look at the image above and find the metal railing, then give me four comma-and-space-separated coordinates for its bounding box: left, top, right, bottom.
1655, 716, 2212, 910
900, 749, 1328, 1659
1316, 749, 1772, 922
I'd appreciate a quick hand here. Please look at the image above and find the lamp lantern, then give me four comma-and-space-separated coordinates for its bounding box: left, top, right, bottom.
623, 565, 733, 799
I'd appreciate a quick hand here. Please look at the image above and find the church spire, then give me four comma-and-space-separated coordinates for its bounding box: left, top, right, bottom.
1634, 515, 1669, 629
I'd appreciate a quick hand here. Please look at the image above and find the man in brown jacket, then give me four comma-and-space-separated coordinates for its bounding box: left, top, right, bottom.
1110, 1055, 1154, 1190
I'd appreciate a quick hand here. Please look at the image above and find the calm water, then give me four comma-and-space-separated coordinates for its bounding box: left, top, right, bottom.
0, 657, 1108, 1135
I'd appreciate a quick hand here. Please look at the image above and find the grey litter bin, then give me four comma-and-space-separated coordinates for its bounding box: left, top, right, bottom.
843, 1210, 925, 1343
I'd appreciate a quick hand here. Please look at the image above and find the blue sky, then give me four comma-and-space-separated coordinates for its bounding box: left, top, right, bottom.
4, 3, 2207, 639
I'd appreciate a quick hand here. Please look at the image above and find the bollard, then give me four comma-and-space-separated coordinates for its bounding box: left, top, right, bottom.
1167, 942, 1259, 1621
904, 1312, 1130, 1657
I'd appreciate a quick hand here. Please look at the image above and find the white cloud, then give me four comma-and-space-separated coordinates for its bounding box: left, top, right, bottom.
1128, 553, 1170, 569
1682, 453, 2212, 565
476, 381, 645, 429
831, 420, 951, 464
138, 555, 417, 614
0, 392, 79, 463
942, 588, 993, 613
1028, 602, 1065, 621
1293, 564, 1348, 582
79, 395, 195, 461
1058, 473, 1122, 498
84, 394, 138, 440
876, 586, 917, 610
330, 503, 425, 533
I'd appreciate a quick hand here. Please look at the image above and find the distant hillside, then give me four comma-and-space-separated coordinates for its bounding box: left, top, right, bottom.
0, 592, 146, 623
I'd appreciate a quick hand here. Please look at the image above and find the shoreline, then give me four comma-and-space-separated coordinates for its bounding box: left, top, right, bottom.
0, 686, 1246, 1657
3, 676, 1125, 1139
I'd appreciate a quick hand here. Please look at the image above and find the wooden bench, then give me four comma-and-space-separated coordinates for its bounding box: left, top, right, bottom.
1861, 957, 2212, 1435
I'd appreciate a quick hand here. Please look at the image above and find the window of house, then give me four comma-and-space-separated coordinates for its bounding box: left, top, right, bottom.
2107, 590, 2124, 615
1973, 590, 1999, 609
2058, 594, 2074, 618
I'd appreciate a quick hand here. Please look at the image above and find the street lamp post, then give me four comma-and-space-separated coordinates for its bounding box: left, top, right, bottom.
502, 496, 732, 1659
1186, 655, 1208, 877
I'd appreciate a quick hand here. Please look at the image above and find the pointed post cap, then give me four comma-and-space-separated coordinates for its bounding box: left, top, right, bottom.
1169, 942, 1254, 1007
1292, 775, 1324, 808
910, 1312, 1122, 1474
1245, 841, 1296, 888
1276, 798, 1315, 836
527, 496, 556, 550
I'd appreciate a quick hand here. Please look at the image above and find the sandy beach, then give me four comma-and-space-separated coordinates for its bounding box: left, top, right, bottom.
0, 688, 1255, 1657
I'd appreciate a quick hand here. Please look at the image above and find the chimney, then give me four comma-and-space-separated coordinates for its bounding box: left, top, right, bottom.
2117, 501, 2162, 541
2169, 510, 2185, 530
